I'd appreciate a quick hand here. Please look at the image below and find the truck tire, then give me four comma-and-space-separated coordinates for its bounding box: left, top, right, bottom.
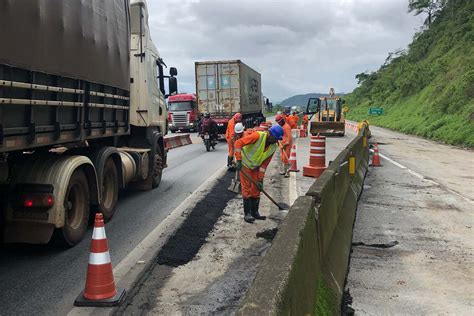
100, 159, 119, 222
57, 169, 90, 247
152, 148, 164, 189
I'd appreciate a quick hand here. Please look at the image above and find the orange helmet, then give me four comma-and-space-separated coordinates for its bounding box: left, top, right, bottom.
275, 114, 285, 123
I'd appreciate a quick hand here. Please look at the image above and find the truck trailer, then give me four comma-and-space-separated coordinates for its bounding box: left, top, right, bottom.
0, 0, 177, 246
195, 60, 265, 135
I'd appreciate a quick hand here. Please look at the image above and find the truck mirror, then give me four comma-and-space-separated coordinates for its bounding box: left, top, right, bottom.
169, 77, 178, 95
170, 67, 178, 77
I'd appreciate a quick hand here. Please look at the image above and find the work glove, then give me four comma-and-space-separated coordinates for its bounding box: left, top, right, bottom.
256, 181, 264, 191
235, 160, 243, 171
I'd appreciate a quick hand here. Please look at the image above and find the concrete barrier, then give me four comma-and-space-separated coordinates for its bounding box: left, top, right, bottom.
164, 134, 192, 150
238, 124, 370, 315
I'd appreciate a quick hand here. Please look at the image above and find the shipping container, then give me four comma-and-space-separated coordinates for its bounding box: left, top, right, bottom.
195, 60, 264, 131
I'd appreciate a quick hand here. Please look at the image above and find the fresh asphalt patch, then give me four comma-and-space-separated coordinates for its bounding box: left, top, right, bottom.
156, 171, 237, 267
115, 171, 237, 314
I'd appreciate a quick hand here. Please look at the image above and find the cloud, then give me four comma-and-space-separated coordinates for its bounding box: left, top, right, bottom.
147, 0, 424, 101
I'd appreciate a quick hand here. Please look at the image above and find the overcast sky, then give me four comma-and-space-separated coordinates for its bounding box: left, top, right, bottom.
147, 0, 424, 102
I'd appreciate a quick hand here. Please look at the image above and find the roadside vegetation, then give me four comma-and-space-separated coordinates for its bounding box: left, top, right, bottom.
345, 0, 474, 147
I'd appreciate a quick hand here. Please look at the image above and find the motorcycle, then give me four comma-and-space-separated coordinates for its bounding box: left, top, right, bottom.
201, 132, 217, 152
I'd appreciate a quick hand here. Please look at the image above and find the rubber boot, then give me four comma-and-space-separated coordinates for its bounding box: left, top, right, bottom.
243, 199, 255, 223
250, 198, 266, 220
284, 164, 290, 178
227, 156, 232, 167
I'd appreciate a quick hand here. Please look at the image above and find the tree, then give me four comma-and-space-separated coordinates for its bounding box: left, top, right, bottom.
408, 0, 446, 27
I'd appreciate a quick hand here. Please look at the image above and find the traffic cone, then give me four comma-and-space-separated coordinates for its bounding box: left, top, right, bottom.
303, 135, 326, 178
299, 125, 307, 138
259, 123, 268, 131
371, 143, 382, 167
289, 144, 299, 172
74, 213, 125, 307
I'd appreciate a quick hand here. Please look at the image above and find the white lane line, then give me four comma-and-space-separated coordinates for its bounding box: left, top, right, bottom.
371, 149, 473, 203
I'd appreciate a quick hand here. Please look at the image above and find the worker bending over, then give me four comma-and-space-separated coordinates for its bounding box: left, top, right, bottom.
275, 114, 292, 177
234, 125, 284, 223
225, 113, 242, 168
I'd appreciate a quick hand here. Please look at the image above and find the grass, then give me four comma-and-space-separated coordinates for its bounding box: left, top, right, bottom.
314, 277, 337, 315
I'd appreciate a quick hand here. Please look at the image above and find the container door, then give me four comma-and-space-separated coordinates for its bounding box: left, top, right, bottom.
196, 63, 218, 114
217, 62, 240, 114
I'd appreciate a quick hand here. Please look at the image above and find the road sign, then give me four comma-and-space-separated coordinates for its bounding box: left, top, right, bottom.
368, 107, 384, 115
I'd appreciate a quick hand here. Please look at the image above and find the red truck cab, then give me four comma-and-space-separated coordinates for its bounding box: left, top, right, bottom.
168, 93, 198, 132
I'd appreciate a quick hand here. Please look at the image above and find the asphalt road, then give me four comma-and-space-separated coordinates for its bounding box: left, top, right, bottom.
0, 133, 225, 316
345, 125, 474, 313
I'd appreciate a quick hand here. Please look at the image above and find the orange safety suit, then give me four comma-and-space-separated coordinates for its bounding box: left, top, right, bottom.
280, 122, 292, 164
302, 114, 309, 129
225, 117, 237, 157
235, 131, 275, 199
287, 114, 299, 129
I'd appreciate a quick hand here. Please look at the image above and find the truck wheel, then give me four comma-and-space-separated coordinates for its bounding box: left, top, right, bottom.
152, 150, 164, 189
58, 169, 90, 247
100, 159, 119, 222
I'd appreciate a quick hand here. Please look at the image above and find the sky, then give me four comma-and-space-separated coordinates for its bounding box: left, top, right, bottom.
147, 0, 425, 102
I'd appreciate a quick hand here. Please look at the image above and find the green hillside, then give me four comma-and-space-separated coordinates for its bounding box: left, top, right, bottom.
345, 0, 474, 147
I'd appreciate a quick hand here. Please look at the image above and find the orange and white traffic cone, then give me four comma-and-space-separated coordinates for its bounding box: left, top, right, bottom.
299, 125, 306, 138
74, 213, 125, 307
289, 144, 299, 172
303, 135, 326, 178
371, 143, 382, 167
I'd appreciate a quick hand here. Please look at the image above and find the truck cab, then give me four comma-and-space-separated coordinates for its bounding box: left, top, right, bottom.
167, 94, 198, 132
130, 0, 177, 134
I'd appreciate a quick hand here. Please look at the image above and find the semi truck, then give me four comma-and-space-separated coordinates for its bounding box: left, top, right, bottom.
167, 93, 199, 132
0, 0, 177, 246
195, 60, 265, 135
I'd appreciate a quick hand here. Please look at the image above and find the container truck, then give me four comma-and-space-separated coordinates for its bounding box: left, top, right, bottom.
0, 0, 178, 246
195, 60, 265, 135
167, 93, 199, 132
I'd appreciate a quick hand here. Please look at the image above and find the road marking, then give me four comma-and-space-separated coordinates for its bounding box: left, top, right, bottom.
371, 149, 473, 204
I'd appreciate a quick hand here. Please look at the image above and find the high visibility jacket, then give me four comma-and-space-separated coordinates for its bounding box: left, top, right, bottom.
235, 131, 277, 170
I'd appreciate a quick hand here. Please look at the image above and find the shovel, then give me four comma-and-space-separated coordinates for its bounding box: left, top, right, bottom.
228, 171, 241, 193
240, 169, 289, 211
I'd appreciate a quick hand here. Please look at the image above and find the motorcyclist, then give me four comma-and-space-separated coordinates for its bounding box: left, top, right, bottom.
199, 112, 218, 140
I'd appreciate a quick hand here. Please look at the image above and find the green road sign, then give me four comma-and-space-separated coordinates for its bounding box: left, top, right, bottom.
368, 107, 384, 115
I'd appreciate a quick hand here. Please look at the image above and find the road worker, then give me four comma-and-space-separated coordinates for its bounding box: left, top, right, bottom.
234, 125, 284, 223
275, 114, 292, 177
302, 113, 309, 131
225, 113, 242, 168
287, 108, 299, 129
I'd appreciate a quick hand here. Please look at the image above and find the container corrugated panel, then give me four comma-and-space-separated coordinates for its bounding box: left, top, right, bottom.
195, 60, 262, 116
0, 0, 130, 91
